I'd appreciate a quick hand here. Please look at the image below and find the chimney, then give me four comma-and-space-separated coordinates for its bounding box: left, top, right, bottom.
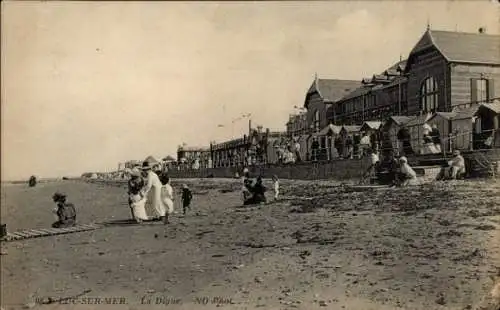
478, 27, 486, 34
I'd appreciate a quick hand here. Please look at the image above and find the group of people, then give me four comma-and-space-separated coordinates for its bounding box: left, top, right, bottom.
275, 138, 301, 164
126, 161, 193, 224
241, 168, 280, 205
373, 148, 467, 186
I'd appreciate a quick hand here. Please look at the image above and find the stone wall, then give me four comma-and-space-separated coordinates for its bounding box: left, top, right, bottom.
166, 149, 500, 181
168, 158, 369, 181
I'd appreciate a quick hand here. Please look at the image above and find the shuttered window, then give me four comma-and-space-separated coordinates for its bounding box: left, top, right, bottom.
471, 78, 492, 104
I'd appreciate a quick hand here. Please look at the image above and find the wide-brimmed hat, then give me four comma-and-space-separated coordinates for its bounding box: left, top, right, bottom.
399, 156, 408, 163
141, 161, 152, 170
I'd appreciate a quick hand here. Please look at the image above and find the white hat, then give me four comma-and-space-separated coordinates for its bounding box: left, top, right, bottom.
399, 156, 408, 163
130, 167, 141, 177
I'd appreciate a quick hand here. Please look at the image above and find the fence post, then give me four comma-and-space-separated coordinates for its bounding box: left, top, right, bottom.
469, 131, 474, 151
448, 133, 453, 153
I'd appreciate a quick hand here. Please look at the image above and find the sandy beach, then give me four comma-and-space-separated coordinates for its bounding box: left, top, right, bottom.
1, 178, 499, 310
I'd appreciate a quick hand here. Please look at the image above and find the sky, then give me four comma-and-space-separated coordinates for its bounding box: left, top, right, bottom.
1, 1, 499, 180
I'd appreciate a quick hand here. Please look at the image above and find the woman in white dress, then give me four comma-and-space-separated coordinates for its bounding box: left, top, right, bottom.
159, 174, 174, 223
141, 162, 166, 222
399, 156, 419, 186
127, 168, 149, 223
422, 124, 438, 154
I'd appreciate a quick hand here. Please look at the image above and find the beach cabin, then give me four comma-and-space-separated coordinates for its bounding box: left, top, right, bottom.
380, 116, 414, 155
474, 102, 500, 148
404, 113, 432, 155
314, 124, 342, 159
360, 121, 382, 151
426, 112, 455, 153
450, 105, 480, 151
339, 125, 361, 158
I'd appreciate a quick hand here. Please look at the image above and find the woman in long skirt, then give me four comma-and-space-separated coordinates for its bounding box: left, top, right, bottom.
127, 168, 149, 223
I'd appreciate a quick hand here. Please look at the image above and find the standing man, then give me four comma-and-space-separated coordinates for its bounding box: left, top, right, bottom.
141, 161, 167, 222
311, 137, 319, 161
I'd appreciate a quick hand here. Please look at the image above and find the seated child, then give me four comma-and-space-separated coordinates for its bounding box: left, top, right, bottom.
51, 192, 76, 228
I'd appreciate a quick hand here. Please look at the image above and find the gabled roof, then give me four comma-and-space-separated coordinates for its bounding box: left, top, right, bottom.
451, 105, 480, 120
144, 156, 159, 164
339, 60, 408, 102
475, 102, 500, 115
384, 59, 407, 75
405, 113, 433, 127
338, 85, 372, 102
392, 116, 414, 126
428, 112, 457, 122
410, 29, 500, 65
382, 116, 415, 128
315, 124, 342, 136
361, 121, 382, 131
305, 78, 360, 107
340, 125, 361, 134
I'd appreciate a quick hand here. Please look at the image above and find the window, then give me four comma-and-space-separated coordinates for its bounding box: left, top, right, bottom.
471, 78, 490, 103
420, 77, 439, 112
314, 110, 320, 132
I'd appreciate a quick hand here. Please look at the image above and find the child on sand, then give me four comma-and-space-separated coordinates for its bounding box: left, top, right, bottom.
159, 173, 174, 224
272, 175, 280, 201
181, 184, 193, 215
51, 192, 77, 228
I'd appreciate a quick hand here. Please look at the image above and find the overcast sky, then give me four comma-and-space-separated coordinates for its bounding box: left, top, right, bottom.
2, 1, 499, 180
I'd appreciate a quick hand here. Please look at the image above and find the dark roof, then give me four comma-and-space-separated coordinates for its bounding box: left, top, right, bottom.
475, 102, 500, 114
411, 29, 500, 65
382, 116, 415, 128
339, 60, 408, 102
338, 85, 371, 102
306, 78, 360, 107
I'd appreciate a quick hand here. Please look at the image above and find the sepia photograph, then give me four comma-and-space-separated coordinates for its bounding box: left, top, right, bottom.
1, 1, 500, 309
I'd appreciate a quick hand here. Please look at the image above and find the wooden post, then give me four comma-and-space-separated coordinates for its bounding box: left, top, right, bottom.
448, 133, 453, 153
469, 130, 474, 151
